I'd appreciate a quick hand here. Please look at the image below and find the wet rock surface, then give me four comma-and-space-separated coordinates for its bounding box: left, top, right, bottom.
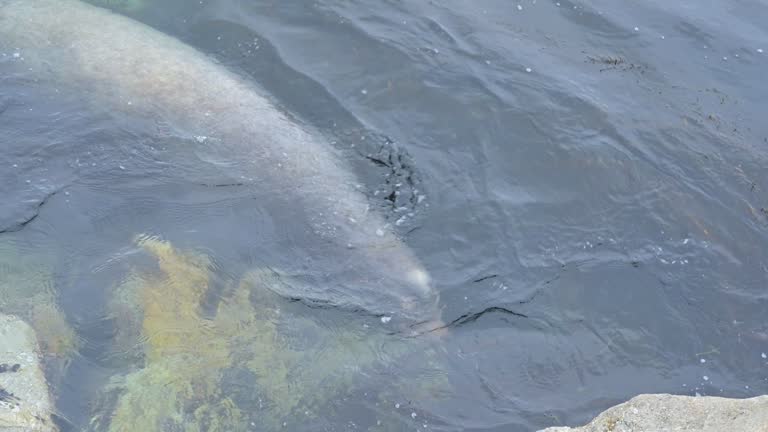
0, 314, 56, 432
540, 393, 768, 432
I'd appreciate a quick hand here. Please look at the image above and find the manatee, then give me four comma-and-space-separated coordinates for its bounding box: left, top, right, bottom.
90, 0, 146, 13
0, 0, 442, 332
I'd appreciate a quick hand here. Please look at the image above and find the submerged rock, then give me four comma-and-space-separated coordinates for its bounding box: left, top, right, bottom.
540, 393, 768, 432
0, 314, 57, 432
0, 241, 78, 364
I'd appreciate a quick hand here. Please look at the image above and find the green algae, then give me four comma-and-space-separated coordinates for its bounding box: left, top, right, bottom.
95, 236, 449, 431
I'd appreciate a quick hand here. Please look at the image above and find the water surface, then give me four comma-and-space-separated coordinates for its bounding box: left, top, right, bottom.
1, 0, 767, 430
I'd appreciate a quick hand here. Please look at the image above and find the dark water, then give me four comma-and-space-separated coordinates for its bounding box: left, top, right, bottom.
1, 0, 767, 430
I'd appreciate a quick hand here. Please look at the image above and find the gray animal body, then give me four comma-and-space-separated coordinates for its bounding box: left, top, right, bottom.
0, 0, 441, 330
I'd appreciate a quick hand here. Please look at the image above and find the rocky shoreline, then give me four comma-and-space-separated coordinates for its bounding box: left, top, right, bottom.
0, 314, 57, 432
540, 393, 768, 432
3, 310, 768, 432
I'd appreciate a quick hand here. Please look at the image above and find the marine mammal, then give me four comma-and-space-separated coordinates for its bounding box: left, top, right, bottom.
0, 0, 441, 331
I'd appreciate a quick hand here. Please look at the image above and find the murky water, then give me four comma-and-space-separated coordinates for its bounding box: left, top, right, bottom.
1, 0, 767, 430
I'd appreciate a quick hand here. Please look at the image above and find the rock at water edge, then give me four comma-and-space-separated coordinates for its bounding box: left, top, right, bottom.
540, 393, 768, 432
0, 314, 57, 432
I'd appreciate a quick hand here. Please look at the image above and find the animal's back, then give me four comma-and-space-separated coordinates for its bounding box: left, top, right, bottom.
0, 0, 440, 327
1, 0, 346, 191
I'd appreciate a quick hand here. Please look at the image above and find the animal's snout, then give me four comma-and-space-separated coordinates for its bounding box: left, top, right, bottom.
405, 268, 431, 294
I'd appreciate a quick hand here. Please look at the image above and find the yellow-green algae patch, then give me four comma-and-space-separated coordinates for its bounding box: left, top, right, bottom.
96, 237, 241, 431
95, 236, 448, 431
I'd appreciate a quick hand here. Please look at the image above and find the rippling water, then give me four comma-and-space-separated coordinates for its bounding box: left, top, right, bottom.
1, 0, 767, 431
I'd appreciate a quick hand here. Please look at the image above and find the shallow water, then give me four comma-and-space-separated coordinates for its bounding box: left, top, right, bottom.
1, 0, 767, 430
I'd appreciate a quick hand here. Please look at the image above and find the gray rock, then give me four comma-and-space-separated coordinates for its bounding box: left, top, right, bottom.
0, 314, 57, 432
540, 393, 768, 432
